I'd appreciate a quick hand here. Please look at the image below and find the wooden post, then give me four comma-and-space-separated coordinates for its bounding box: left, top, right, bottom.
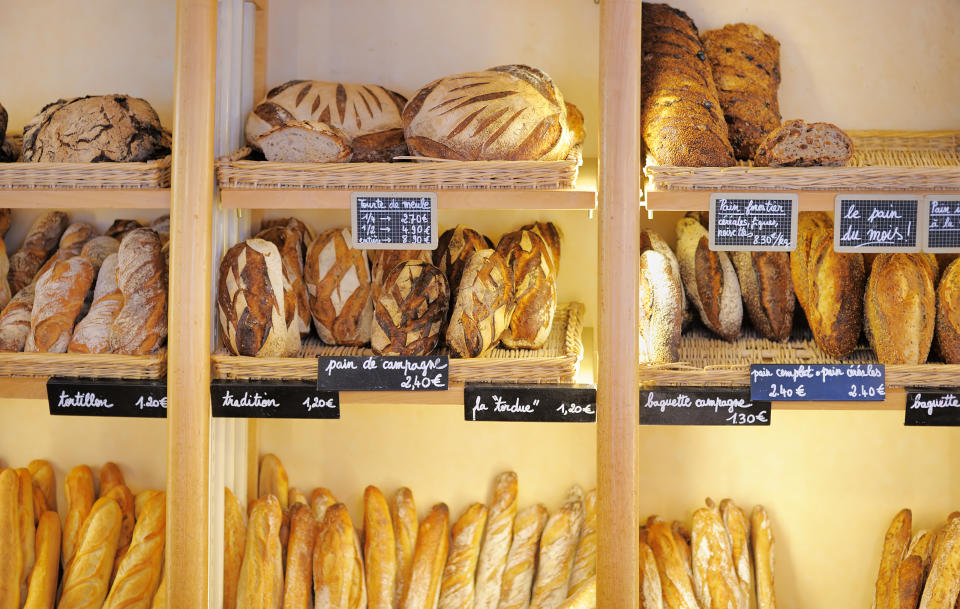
167, 0, 216, 607
598, 1, 641, 609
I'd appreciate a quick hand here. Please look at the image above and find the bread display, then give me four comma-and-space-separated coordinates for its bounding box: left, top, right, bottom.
937, 259, 960, 363
730, 252, 794, 342
445, 250, 515, 358
403, 65, 582, 161
865, 254, 936, 364
8, 211, 68, 295
25, 256, 95, 353
22, 95, 170, 163
371, 260, 450, 356
496, 230, 557, 350
676, 217, 742, 341
304, 228, 373, 346
109, 229, 168, 355
753, 120, 853, 167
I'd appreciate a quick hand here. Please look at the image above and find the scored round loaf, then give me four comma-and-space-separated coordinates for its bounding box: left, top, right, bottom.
403, 65, 577, 161
371, 260, 450, 356
754, 119, 853, 167
260, 217, 315, 259
936, 258, 960, 363
8, 211, 68, 295
864, 254, 935, 364
304, 227, 373, 346
446, 249, 515, 358
639, 249, 683, 363
731, 251, 795, 342
217, 238, 287, 357
496, 229, 557, 349
520, 221, 562, 275
256, 120, 352, 163
433, 226, 493, 309
256, 226, 311, 338
371, 249, 432, 287
110, 229, 168, 355
26, 256, 96, 353
675, 217, 742, 341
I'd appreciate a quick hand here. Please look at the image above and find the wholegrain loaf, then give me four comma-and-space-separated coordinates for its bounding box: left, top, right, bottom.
754, 119, 853, 167
256, 120, 352, 163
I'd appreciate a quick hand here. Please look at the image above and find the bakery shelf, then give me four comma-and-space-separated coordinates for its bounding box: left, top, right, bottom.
0, 155, 172, 190
218, 157, 597, 211
0, 189, 170, 209
0, 351, 166, 381
643, 131, 960, 211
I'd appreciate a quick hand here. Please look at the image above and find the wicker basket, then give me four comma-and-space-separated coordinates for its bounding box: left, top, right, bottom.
0, 153, 171, 189
0, 351, 166, 379
212, 302, 585, 384
639, 326, 960, 388
216, 147, 582, 190
644, 130, 960, 192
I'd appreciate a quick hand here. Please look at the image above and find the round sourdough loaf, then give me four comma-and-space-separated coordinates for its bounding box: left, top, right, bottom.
303, 227, 373, 346
371, 260, 449, 356
216, 238, 287, 357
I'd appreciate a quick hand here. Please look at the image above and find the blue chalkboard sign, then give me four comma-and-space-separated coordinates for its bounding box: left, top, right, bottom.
834, 195, 922, 252
924, 196, 960, 252
750, 364, 885, 401
350, 192, 437, 250
639, 387, 771, 426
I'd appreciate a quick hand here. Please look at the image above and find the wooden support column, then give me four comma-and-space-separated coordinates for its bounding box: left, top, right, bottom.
167, 0, 216, 607
598, 2, 641, 609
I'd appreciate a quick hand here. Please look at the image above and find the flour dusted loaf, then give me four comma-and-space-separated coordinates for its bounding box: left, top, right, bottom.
403, 65, 580, 161
218, 239, 288, 358
69, 254, 123, 354
937, 258, 960, 363
641, 3, 736, 167
676, 217, 742, 341
701, 23, 782, 160
865, 254, 936, 364
8, 211, 68, 295
0, 284, 35, 351
371, 260, 449, 356
25, 256, 95, 353
110, 229, 168, 355
638, 249, 683, 363
445, 249, 515, 358
79, 236, 120, 270
433, 226, 493, 309
731, 251, 794, 342
304, 227, 373, 346
256, 120, 352, 163
34, 221, 98, 281
754, 119, 853, 167
496, 229, 557, 349
22, 95, 170, 162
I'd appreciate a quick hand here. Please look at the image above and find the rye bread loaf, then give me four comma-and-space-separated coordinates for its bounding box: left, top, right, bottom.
639, 249, 683, 363
109, 229, 168, 355
0, 284, 35, 352
371, 260, 450, 356
676, 217, 742, 341
937, 258, 960, 363
304, 227, 373, 346
446, 249, 515, 358
701, 23, 782, 160
864, 254, 936, 364
496, 230, 557, 349
22, 95, 170, 162
731, 251, 794, 341
256, 120, 352, 163
433, 226, 493, 309
403, 65, 578, 161
8, 211, 68, 295
217, 239, 288, 357
25, 256, 96, 353
754, 119, 853, 167
641, 3, 736, 167
256, 226, 311, 337
68, 254, 123, 354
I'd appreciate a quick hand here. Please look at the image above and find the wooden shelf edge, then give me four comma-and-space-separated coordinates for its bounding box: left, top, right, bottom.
0, 189, 170, 209
0, 377, 48, 400
643, 188, 960, 212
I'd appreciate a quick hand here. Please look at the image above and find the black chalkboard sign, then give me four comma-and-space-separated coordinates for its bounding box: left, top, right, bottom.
750, 364, 886, 401
924, 197, 960, 252
47, 378, 167, 418
904, 389, 960, 426
465, 384, 596, 423
317, 356, 448, 391
211, 380, 339, 419
709, 193, 798, 251
350, 192, 437, 249
639, 387, 771, 426
835, 195, 921, 252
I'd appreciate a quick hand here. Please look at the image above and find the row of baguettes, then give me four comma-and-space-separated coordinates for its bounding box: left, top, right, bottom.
223, 454, 596, 609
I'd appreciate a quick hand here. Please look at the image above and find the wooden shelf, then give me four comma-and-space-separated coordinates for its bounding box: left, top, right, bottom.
643, 188, 960, 212
0, 189, 170, 209
220, 159, 598, 211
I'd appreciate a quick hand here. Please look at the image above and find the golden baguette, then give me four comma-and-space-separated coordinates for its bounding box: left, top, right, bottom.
63, 466, 96, 569
105, 484, 136, 581
568, 490, 597, 597
102, 491, 166, 609
553, 577, 594, 609
875, 509, 912, 609
530, 488, 584, 609
258, 455, 289, 510
282, 503, 316, 609
648, 519, 698, 609
0, 469, 23, 609
288, 489, 308, 509
149, 568, 166, 609
391, 488, 418, 609
134, 492, 162, 521
16, 468, 36, 600
720, 499, 753, 609
919, 518, 960, 609
280, 509, 291, 569
23, 510, 60, 609
691, 507, 742, 609
401, 503, 449, 609
366, 486, 398, 609
237, 496, 284, 609
313, 503, 365, 609
58, 496, 123, 609
34, 487, 47, 521
99, 463, 125, 498
639, 539, 663, 609
751, 506, 776, 609
475, 473, 518, 609
892, 529, 931, 609
27, 461, 56, 513
497, 504, 548, 609
672, 522, 692, 570
310, 488, 337, 525
438, 503, 487, 609
224, 488, 247, 609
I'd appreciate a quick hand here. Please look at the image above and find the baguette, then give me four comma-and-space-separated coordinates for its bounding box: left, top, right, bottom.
63, 465, 96, 569
647, 520, 699, 609
99, 463, 126, 498
23, 511, 60, 609
920, 518, 960, 609
672, 521, 692, 573
496, 504, 548, 609
313, 503, 365, 609
134, 492, 162, 521
638, 248, 684, 363
0, 469, 22, 609
366, 487, 398, 609
104, 485, 136, 582
438, 503, 487, 609
16, 469, 36, 600
391, 488, 418, 609
751, 506, 776, 609
289, 489, 308, 509
691, 507, 742, 609
102, 491, 166, 609
58, 496, 123, 609
553, 578, 594, 609
237, 495, 284, 609
282, 503, 316, 609
530, 490, 585, 609
569, 490, 597, 596
225, 488, 247, 609
149, 569, 166, 609
400, 504, 449, 609
259, 454, 289, 510
719, 500, 753, 609
33, 487, 47, 521
310, 488, 338, 525
639, 540, 663, 609
895, 531, 932, 609
874, 509, 912, 609
474, 473, 519, 609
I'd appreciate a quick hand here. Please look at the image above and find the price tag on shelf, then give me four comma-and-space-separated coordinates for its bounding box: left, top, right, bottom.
465, 384, 596, 423
639, 387, 771, 426
211, 381, 339, 419
749, 364, 885, 401
923, 196, 960, 252
47, 378, 167, 418
708, 193, 798, 251
350, 192, 438, 250
834, 195, 922, 252
317, 356, 449, 391
904, 389, 960, 426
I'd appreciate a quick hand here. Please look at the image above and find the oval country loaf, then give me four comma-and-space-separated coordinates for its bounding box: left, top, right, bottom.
731, 251, 795, 342
676, 217, 742, 341
865, 254, 936, 364
638, 249, 683, 363
304, 227, 373, 346
445, 249, 515, 358
520, 222, 562, 276
936, 258, 960, 363
496, 229, 557, 349
639, 229, 685, 323
8, 211, 68, 295
25, 256, 96, 353
371, 260, 449, 356
109, 229, 169, 355
433, 226, 493, 309
403, 65, 579, 161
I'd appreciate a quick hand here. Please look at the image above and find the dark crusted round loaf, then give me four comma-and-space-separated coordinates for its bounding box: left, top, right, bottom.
371, 260, 449, 356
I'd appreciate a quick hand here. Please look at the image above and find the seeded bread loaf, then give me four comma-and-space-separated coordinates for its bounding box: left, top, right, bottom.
731, 251, 794, 341
256, 120, 352, 163
865, 254, 936, 364
110, 229, 168, 355
8, 211, 68, 295
754, 119, 853, 167
937, 258, 960, 363
304, 227, 373, 346
676, 217, 742, 341
445, 249, 515, 358
496, 230, 557, 349
371, 260, 449, 356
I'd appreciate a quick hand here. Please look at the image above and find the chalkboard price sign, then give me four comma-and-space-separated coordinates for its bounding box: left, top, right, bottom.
465, 384, 596, 423
834, 195, 922, 252
924, 196, 960, 252
750, 364, 886, 401
47, 378, 167, 418
709, 193, 798, 251
904, 389, 960, 426
211, 381, 339, 419
317, 356, 449, 391
639, 387, 771, 426
350, 192, 438, 250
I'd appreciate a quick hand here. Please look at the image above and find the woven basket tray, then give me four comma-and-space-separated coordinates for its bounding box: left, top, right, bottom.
0, 140, 171, 189
216, 147, 581, 190
644, 130, 960, 192
212, 302, 584, 384
0, 351, 166, 379
639, 326, 960, 388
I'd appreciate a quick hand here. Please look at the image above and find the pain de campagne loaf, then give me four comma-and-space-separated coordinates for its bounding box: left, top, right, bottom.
445, 249, 515, 358
109, 229, 168, 355
304, 227, 373, 346
496, 230, 557, 350
257, 225, 311, 338
371, 260, 449, 356
676, 217, 742, 341
370, 250, 431, 287
865, 254, 936, 364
